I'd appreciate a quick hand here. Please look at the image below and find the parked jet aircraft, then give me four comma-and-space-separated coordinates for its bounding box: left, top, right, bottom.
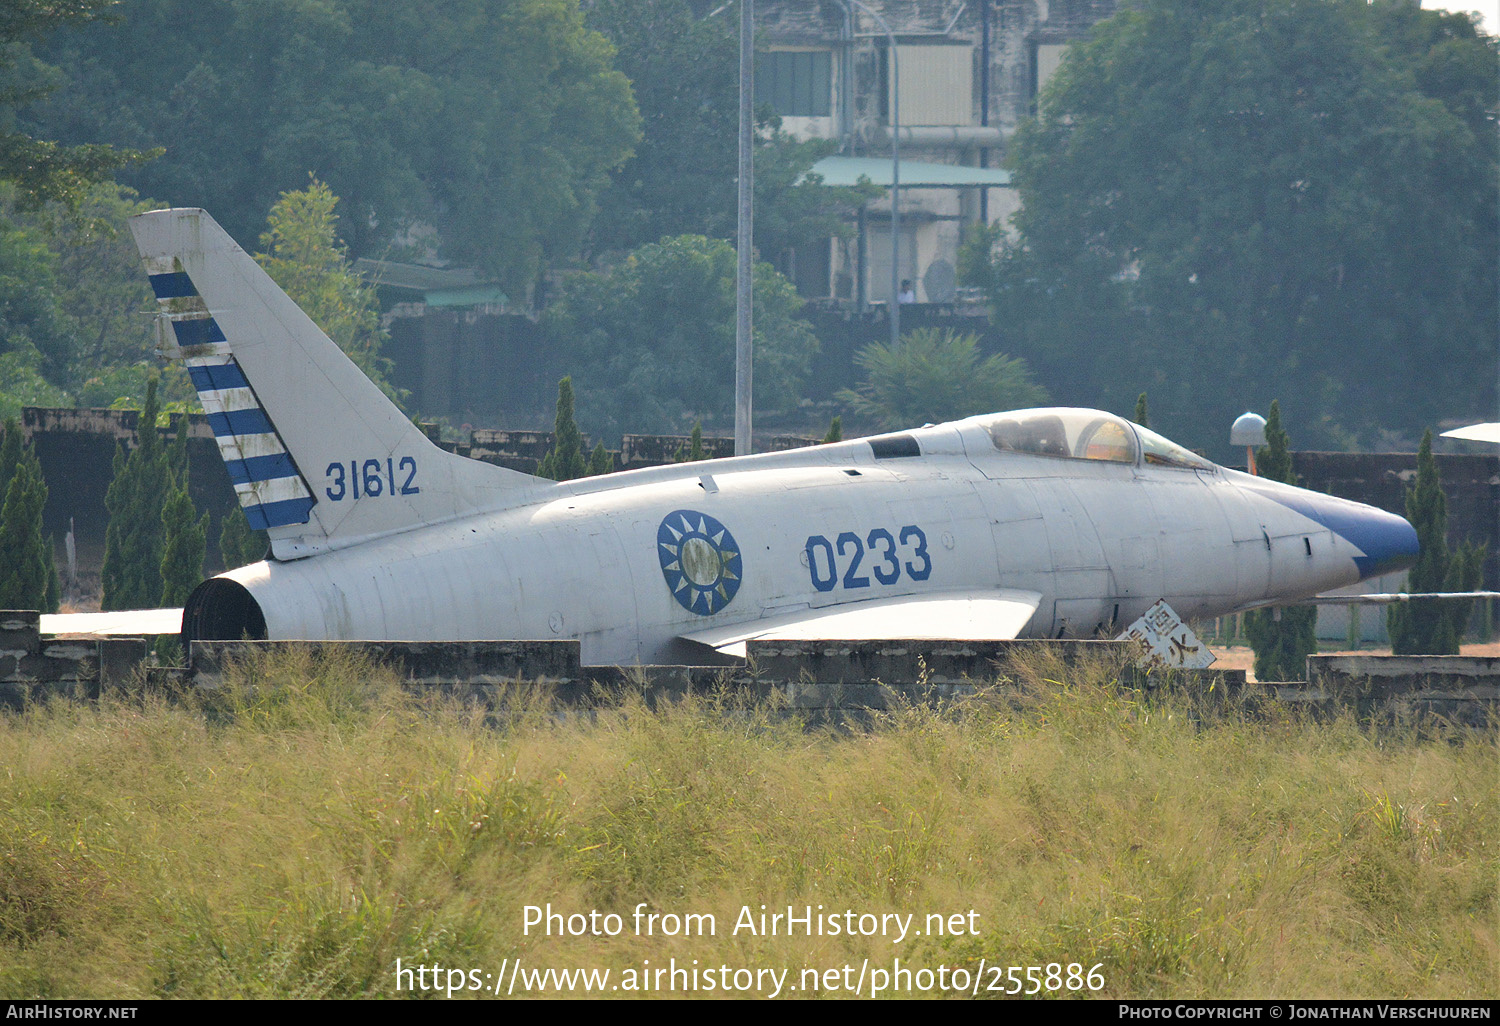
130, 209, 1419, 665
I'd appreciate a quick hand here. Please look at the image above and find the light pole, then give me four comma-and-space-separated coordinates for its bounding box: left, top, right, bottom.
734, 0, 754, 455
840, 0, 900, 349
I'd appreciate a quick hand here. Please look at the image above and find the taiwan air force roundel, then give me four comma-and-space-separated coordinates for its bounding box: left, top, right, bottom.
657, 510, 742, 616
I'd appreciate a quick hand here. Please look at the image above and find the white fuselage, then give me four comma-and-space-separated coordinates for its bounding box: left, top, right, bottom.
218, 416, 1407, 665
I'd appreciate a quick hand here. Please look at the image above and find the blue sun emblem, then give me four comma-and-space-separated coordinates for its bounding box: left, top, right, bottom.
657, 509, 743, 616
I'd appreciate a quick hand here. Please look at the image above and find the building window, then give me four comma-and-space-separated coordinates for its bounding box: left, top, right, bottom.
756, 50, 832, 117
1030, 42, 1068, 108
879, 44, 973, 126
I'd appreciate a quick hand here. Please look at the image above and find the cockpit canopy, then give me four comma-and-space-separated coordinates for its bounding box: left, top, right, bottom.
976, 408, 1214, 470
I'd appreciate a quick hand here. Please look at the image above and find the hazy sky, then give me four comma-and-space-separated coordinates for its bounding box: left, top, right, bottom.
1421, 1, 1495, 32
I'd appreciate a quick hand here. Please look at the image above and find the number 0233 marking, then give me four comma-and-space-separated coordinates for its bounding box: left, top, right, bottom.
804, 525, 931, 592
325, 456, 420, 501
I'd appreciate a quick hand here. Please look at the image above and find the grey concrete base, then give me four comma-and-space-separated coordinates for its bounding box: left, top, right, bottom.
181, 637, 1254, 724
1, 613, 1493, 727
1, 609, 149, 707
1306, 654, 1500, 726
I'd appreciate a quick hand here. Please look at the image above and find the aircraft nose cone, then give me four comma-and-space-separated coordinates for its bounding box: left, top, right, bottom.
1298, 492, 1420, 580
1347, 506, 1420, 580
1237, 475, 1420, 582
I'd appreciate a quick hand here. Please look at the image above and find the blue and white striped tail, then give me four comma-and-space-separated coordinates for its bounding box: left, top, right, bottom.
148, 271, 316, 531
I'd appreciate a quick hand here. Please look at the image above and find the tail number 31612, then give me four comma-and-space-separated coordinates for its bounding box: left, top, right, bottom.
325, 457, 420, 501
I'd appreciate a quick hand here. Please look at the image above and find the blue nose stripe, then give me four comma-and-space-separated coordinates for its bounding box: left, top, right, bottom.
1261, 491, 1419, 578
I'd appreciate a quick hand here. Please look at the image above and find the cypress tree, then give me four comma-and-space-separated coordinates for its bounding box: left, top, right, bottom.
1388, 430, 1485, 654
0, 420, 58, 613
1256, 400, 1294, 484
0, 453, 54, 612
102, 378, 172, 610
1244, 401, 1318, 681
537, 377, 589, 482
1133, 392, 1149, 428
674, 422, 707, 463
0, 418, 21, 498
219, 505, 267, 569
166, 412, 190, 483
823, 416, 843, 444
159, 427, 208, 608
588, 443, 614, 476
159, 487, 208, 607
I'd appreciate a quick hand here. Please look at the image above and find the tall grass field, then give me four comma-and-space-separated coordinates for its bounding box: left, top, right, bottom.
0, 647, 1493, 999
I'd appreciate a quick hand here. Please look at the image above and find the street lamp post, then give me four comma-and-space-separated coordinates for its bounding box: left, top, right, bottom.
734, 0, 754, 455
833, 0, 900, 348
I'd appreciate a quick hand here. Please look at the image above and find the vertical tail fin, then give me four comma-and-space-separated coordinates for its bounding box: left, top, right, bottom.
130, 208, 543, 560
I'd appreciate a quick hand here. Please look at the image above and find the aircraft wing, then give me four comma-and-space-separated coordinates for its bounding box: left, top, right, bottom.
680, 590, 1043, 658
40, 609, 183, 637
1440, 423, 1500, 443
1306, 591, 1500, 604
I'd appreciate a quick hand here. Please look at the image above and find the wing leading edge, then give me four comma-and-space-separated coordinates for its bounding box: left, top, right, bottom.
680, 590, 1043, 658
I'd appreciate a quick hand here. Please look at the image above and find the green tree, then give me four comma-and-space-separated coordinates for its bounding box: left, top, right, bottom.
0, 180, 202, 418
0, 182, 196, 415
587, 443, 613, 477
101, 377, 170, 610
546, 235, 818, 439
0, 415, 22, 497
823, 416, 842, 444
586, 0, 877, 261
35, 184, 157, 372
1133, 393, 1149, 429
585, 0, 736, 254
0, 456, 51, 611
673, 422, 707, 463
837, 328, 1047, 432
1388, 430, 1486, 654
751, 129, 882, 270
0, 198, 75, 405
30, 182, 198, 409
218, 505, 266, 570
0, 0, 151, 209
0, 340, 71, 421
256, 178, 405, 407
159, 484, 207, 607
537, 377, 589, 482
984, 0, 1497, 454
154, 455, 205, 666
956, 221, 1003, 293
1243, 402, 1318, 681
31, 0, 638, 288
0, 418, 56, 611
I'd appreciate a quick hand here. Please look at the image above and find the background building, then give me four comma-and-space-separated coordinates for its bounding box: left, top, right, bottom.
756, 0, 1119, 303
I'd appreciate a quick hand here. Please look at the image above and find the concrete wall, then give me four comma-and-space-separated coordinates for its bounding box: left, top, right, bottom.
1304, 654, 1500, 727
383, 311, 557, 426
186, 637, 1241, 722
0, 611, 148, 707
5, 623, 1494, 725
